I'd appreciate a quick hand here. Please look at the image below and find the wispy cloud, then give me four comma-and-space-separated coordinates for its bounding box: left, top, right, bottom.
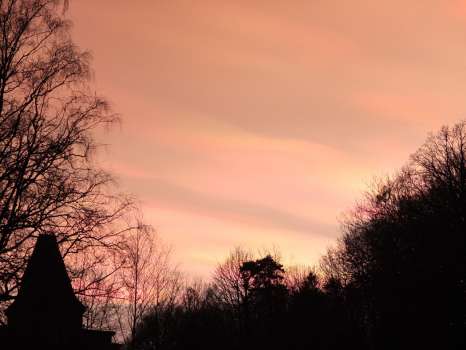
70, 0, 466, 276
123, 176, 336, 237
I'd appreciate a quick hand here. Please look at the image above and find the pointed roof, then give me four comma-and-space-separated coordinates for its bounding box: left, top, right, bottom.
7, 234, 85, 320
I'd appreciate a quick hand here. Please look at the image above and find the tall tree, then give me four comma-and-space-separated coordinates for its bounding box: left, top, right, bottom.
240, 255, 288, 348
213, 247, 251, 314
322, 121, 466, 349
120, 228, 180, 346
0, 0, 138, 321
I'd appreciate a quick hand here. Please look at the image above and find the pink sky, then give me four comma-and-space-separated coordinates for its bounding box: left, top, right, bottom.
69, 0, 466, 277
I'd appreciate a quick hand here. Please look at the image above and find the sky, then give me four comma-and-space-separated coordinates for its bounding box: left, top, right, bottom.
69, 0, 466, 277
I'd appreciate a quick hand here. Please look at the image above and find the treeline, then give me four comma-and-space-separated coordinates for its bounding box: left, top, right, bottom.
0, 3, 464, 348
129, 123, 466, 350
130, 250, 359, 350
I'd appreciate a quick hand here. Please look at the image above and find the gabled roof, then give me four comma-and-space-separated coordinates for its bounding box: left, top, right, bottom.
6, 234, 85, 318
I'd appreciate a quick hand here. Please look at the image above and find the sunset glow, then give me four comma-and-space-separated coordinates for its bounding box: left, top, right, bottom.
70, 0, 466, 277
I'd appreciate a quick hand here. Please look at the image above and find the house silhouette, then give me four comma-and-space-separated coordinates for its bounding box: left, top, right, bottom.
0, 234, 119, 349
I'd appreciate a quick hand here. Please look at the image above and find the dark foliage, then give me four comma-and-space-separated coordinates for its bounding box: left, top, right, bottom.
321, 122, 466, 349
130, 256, 361, 350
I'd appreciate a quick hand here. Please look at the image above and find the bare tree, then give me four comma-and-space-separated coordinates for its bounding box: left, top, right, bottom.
181, 278, 209, 314
212, 247, 252, 313
119, 227, 180, 345
284, 265, 318, 293
72, 242, 126, 331
0, 0, 139, 322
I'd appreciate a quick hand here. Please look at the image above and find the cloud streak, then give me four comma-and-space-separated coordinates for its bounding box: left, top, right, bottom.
124, 176, 336, 237
69, 0, 466, 276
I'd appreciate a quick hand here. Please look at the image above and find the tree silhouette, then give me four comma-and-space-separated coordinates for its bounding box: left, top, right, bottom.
0, 0, 141, 324
322, 121, 466, 349
120, 228, 181, 346
239, 255, 288, 349
88, 114, 466, 350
